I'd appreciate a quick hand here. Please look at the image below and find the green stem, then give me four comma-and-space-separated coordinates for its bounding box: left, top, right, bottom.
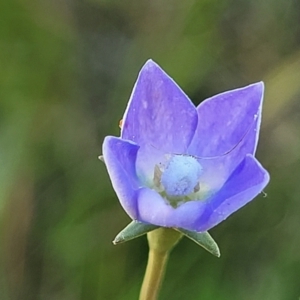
139, 228, 182, 300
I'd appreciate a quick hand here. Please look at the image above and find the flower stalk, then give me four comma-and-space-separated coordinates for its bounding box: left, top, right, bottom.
139, 228, 182, 300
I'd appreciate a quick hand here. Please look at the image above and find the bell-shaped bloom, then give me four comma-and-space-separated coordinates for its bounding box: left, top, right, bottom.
102, 60, 269, 232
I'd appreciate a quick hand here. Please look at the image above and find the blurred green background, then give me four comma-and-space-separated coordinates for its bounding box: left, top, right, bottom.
1, 0, 300, 299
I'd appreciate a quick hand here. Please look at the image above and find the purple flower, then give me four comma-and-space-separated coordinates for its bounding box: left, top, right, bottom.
102, 60, 269, 232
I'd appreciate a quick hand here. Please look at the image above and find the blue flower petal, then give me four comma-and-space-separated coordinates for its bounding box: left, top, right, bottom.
194, 154, 270, 232
193, 134, 263, 194
102, 136, 141, 219
121, 60, 198, 181
137, 188, 207, 230
188, 82, 264, 157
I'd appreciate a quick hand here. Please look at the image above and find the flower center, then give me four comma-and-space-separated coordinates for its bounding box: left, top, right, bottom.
159, 155, 203, 198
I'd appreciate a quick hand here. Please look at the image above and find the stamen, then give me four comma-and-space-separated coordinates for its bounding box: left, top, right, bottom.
153, 164, 163, 188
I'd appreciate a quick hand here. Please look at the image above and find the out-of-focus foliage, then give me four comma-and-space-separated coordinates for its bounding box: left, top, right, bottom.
1, 0, 300, 299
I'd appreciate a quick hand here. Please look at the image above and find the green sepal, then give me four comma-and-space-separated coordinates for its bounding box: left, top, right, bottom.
113, 221, 159, 245
176, 228, 220, 257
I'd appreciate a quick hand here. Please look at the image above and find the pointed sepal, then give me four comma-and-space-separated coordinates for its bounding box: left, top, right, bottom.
113, 221, 159, 245
176, 228, 220, 257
